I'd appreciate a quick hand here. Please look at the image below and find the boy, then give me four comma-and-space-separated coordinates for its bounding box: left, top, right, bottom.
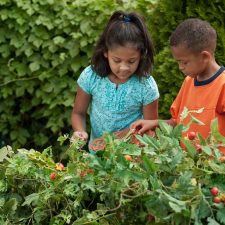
131, 18, 225, 153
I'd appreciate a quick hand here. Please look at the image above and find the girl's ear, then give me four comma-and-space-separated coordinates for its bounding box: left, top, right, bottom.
104, 52, 108, 58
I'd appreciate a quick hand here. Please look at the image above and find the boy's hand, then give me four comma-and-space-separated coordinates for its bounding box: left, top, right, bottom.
130, 119, 157, 134
70, 131, 88, 144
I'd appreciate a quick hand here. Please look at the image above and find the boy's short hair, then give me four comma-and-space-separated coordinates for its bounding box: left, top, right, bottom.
169, 18, 217, 53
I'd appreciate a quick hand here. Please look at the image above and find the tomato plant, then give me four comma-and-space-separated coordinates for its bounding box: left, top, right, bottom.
0, 118, 225, 224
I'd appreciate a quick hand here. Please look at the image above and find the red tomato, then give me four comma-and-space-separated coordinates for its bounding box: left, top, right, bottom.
124, 155, 132, 161
219, 156, 225, 162
187, 131, 196, 140
80, 171, 87, 177
211, 187, 219, 196
50, 172, 57, 180
55, 163, 65, 171
145, 130, 155, 137
213, 196, 221, 203
194, 143, 202, 154
132, 129, 139, 135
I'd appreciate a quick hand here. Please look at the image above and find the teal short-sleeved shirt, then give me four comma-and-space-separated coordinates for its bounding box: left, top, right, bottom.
77, 66, 159, 142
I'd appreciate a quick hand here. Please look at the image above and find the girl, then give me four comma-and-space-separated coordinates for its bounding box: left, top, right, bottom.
71, 10, 159, 150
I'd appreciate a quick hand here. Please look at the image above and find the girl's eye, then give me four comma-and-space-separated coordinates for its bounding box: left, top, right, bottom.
128, 61, 136, 64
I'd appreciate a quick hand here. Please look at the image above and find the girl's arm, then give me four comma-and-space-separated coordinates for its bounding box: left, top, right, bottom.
71, 86, 91, 141
143, 99, 158, 120
131, 99, 176, 133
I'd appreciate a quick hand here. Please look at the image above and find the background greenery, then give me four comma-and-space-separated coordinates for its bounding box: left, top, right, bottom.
0, 0, 225, 151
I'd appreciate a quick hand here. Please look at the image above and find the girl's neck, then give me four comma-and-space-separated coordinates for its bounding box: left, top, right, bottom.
108, 73, 130, 84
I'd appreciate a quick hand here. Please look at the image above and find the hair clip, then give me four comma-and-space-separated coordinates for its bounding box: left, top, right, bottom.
123, 15, 131, 23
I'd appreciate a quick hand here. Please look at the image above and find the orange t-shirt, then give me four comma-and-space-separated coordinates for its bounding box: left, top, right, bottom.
170, 67, 225, 153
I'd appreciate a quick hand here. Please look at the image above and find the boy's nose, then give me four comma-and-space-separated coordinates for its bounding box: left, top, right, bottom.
179, 64, 184, 71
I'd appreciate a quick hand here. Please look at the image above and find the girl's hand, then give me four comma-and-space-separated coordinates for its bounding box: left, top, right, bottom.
130, 119, 157, 134
70, 131, 88, 143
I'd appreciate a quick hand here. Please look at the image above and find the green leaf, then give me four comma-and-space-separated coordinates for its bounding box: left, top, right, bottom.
180, 107, 189, 122
169, 201, 184, 213
216, 208, 225, 224
29, 61, 40, 72
142, 155, 158, 173
202, 146, 212, 155
207, 217, 220, 225
196, 197, 211, 220
53, 36, 65, 45
172, 124, 184, 139
190, 115, 205, 125
210, 118, 225, 143
181, 139, 197, 158
144, 136, 160, 150
71, 61, 81, 73
3, 198, 17, 214
208, 160, 225, 174
22, 193, 40, 206
158, 120, 173, 135
0, 145, 12, 162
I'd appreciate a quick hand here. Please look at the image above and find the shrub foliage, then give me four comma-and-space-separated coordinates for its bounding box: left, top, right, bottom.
0, 118, 225, 224
0, 0, 225, 149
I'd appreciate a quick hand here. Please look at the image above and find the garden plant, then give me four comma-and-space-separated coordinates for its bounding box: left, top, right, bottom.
0, 110, 225, 224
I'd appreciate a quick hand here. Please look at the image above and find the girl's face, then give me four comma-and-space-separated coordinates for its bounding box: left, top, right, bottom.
104, 45, 141, 83
171, 44, 209, 80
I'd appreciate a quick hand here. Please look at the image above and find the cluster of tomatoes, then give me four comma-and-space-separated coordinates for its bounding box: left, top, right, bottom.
49, 162, 94, 180
49, 162, 65, 180
210, 187, 225, 204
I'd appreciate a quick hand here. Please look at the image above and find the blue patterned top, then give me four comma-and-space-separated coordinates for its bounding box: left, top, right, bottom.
77, 65, 159, 142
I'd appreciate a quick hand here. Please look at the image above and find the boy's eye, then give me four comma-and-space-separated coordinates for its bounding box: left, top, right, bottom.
181, 61, 188, 65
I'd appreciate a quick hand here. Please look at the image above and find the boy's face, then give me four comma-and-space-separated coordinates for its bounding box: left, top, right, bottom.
104, 44, 141, 82
171, 44, 208, 80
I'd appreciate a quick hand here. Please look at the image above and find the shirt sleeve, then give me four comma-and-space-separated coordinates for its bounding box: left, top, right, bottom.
216, 83, 225, 113
142, 76, 160, 105
170, 80, 185, 120
77, 66, 94, 94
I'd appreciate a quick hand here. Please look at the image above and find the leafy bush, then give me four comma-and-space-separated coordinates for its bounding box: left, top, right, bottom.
1, 0, 225, 151
1, 114, 225, 224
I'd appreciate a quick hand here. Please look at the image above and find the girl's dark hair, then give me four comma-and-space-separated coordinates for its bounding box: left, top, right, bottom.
91, 11, 154, 77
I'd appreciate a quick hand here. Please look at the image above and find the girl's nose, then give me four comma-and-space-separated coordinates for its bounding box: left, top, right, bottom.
120, 63, 129, 70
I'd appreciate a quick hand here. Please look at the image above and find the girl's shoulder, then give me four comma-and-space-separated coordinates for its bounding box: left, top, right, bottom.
134, 74, 157, 87
81, 65, 99, 78
79, 65, 103, 82
78, 66, 106, 94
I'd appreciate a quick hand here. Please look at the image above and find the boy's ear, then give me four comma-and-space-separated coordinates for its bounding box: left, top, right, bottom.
201, 50, 211, 60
